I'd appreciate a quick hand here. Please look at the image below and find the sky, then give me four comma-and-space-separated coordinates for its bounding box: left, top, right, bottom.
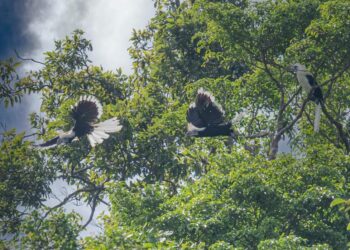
0, 0, 155, 131
0, 0, 155, 237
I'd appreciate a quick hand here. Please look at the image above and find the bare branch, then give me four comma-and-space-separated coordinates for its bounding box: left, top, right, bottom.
304, 109, 335, 145
23, 132, 41, 139
97, 197, 110, 207
163, 179, 178, 195
42, 187, 96, 219
281, 87, 302, 113
277, 97, 310, 137
230, 129, 265, 156
14, 50, 45, 65
244, 131, 272, 139
262, 58, 284, 92
268, 94, 310, 160
0, 122, 7, 132
320, 102, 350, 153
81, 193, 99, 230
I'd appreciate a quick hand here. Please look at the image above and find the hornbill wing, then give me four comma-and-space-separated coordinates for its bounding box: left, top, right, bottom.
87, 117, 122, 147
201, 102, 225, 125
36, 136, 59, 148
186, 103, 206, 128
195, 90, 225, 125
306, 74, 323, 102
71, 96, 103, 137
305, 74, 318, 86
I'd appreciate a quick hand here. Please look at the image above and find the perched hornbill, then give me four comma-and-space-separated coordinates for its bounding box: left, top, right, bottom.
37, 96, 122, 148
290, 63, 324, 132
186, 88, 234, 137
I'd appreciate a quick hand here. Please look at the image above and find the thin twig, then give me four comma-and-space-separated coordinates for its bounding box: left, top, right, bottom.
14, 50, 45, 65
23, 132, 40, 139
81, 193, 99, 230
42, 187, 94, 219
277, 96, 310, 136
304, 109, 335, 145
320, 102, 350, 153
281, 87, 302, 112
321, 61, 350, 87
244, 131, 271, 139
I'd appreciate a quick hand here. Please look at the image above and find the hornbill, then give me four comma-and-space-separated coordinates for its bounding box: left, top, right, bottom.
290, 63, 324, 132
186, 88, 235, 137
36, 96, 122, 148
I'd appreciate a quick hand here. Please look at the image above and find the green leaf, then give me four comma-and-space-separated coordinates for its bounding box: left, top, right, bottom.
330, 198, 345, 207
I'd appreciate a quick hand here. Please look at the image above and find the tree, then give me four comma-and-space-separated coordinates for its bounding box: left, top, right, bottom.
1, 0, 350, 249
15, 209, 81, 250
83, 144, 349, 249
0, 58, 21, 107
0, 130, 53, 235
83, 0, 350, 248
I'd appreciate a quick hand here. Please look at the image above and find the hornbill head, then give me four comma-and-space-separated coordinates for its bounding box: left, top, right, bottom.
287, 63, 306, 73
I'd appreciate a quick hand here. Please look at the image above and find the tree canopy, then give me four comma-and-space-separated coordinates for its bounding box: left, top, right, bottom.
1, 0, 350, 249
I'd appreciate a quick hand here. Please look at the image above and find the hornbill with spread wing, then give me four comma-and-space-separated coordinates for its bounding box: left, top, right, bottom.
186, 88, 235, 137
37, 96, 122, 148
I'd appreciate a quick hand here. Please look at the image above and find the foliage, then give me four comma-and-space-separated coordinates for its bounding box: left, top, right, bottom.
258, 235, 331, 250
331, 198, 350, 231
0, 130, 53, 235
12, 209, 81, 250
1, 0, 350, 249
0, 58, 21, 107
84, 144, 349, 249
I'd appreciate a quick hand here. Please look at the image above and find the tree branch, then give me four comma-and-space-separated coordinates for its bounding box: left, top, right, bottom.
81, 192, 99, 230
277, 97, 310, 137
320, 102, 350, 153
42, 186, 103, 220
14, 50, 45, 65
281, 87, 302, 113
163, 179, 178, 195
304, 109, 335, 146
244, 131, 271, 139
321, 61, 350, 87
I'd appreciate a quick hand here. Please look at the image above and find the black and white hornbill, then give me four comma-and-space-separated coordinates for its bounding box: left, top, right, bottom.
186, 88, 235, 137
37, 96, 122, 148
290, 63, 324, 132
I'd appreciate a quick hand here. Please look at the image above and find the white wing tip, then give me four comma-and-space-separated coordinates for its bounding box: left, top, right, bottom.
87, 134, 97, 147
87, 117, 122, 147
187, 123, 206, 132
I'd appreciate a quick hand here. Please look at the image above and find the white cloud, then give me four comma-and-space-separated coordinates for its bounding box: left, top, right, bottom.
26, 0, 155, 73
12, 0, 154, 132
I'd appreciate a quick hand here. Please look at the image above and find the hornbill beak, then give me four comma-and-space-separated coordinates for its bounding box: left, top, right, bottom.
285, 64, 296, 73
